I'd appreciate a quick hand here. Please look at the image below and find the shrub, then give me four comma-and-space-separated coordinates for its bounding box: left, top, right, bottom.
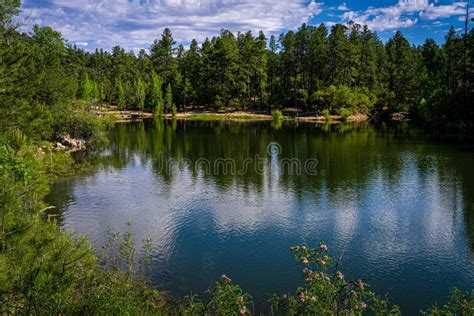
423, 288, 474, 315
338, 108, 354, 122
214, 96, 224, 110
172, 104, 177, 117
322, 109, 331, 121
311, 86, 376, 114
208, 275, 253, 315
272, 109, 283, 121
269, 243, 401, 315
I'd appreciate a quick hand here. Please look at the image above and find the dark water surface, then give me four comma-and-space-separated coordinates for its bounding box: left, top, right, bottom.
48, 120, 474, 314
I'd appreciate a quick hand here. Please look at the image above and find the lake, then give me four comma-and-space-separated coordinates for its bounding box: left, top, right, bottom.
47, 120, 474, 314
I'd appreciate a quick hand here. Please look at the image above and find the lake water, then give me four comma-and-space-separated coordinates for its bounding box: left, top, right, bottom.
47, 120, 474, 314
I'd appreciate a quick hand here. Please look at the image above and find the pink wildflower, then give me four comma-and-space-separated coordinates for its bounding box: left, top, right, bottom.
298, 292, 306, 302
221, 274, 232, 283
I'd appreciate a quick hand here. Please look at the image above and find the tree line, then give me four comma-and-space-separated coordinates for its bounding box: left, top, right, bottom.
74, 22, 474, 130
2, 5, 473, 135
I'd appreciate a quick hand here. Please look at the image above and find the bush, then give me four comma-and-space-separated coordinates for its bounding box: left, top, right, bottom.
311, 86, 376, 114
423, 288, 474, 315
338, 108, 354, 122
272, 109, 283, 121
172, 104, 177, 117
268, 243, 400, 315
208, 275, 253, 315
214, 95, 224, 110
322, 109, 331, 121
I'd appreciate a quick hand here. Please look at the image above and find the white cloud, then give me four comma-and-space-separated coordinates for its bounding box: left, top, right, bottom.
337, 2, 349, 11
21, 0, 323, 50
420, 2, 467, 20
340, 0, 467, 31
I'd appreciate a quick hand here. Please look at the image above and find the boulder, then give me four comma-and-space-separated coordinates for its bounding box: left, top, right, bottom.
55, 133, 86, 151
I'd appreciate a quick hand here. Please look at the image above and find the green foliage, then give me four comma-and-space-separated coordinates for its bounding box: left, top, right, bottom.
54, 102, 113, 141
272, 109, 283, 121
134, 77, 146, 111
311, 85, 376, 114
322, 109, 331, 121
268, 243, 401, 315
172, 103, 177, 117
151, 28, 176, 85
2, 4, 473, 130
116, 80, 126, 110
165, 83, 173, 113
214, 95, 224, 110
0, 138, 165, 314
422, 288, 474, 315
0, 0, 21, 29
79, 73, 94, 103
148, 71, 164, 114
208, 275, 253, 315
386, 31, 422, 111
338, 108, 354, 122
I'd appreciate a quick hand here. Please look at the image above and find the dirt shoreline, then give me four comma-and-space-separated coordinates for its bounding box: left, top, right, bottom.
93, 105, 369, 123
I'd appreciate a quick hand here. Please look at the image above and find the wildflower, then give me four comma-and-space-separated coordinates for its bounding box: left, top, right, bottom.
301, 257, 309, 264
356, 279, 364, 290
320, 243, 328, 251
362, 303, 367, 310
239, 306, 247, 315
310, 296, 317, 302
298, 292, 306, 302
221, 274, 232, 283
336, 271, 344, 280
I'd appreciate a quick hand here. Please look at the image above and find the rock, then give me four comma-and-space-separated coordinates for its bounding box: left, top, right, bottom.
54, 142, 67, 151
55, 133, 86, 151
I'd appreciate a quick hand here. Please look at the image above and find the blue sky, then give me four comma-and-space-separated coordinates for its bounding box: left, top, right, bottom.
21, 0, 472, 51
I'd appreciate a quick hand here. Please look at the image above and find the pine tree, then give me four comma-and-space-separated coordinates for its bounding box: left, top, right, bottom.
134, 77, 146, 113
165, 83, 173, 113
182, 78, 194, 110
256, 31, 268, 107
0, 0, 21, 29
116, 80, 126, 110
280, 31, 297, 107
79, 74, 93, 103
150, 28, 176, 85
327, 24, 351, 86
386, 31, 421, 111
148, 71, 163, 114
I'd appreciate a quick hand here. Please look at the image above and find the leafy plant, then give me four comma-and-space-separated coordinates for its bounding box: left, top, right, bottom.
269, 243, 401, 315
422, 288, 474, 315
272, 109, 283, 121
322, 109, 331, 121
208, 275, 253, 315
